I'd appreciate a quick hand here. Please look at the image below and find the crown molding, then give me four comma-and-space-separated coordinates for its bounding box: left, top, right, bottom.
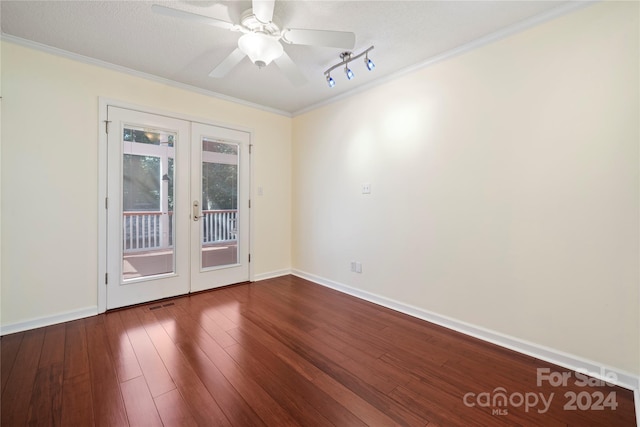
293, 0, 597, 117
0, 33, 292, 118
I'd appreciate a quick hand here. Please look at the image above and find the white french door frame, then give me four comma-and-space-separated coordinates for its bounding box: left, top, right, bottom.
97, 98, 254, 313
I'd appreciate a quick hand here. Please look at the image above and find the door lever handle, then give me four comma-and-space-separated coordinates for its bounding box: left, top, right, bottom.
193, 200, 200, 221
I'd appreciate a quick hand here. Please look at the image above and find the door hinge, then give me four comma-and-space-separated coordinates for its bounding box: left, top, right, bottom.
105, 273, 108, 285
105, 197, 108, 209
249, 144, 253, 154
104, 120, 112, 134
248, 254, 251, 263
249, 199, 251, 209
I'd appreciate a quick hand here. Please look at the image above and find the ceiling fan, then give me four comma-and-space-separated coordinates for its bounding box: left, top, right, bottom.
152, 1, 356, 86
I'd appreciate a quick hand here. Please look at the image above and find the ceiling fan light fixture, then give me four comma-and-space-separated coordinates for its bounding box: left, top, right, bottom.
238, 32, 283, 68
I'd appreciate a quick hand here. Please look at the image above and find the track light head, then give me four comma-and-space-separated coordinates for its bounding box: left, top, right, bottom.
365, 54, 375, 71
326, 74, 335, 88
345, 65, 354, 80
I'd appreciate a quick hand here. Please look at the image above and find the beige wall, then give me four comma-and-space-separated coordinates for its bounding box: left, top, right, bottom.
2, 1, 638, 377
1, 41, 292, 327
292, 2, 639, 374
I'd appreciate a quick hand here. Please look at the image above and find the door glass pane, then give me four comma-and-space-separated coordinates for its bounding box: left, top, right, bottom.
201, 138, 239, 269
122, 126, 176, 281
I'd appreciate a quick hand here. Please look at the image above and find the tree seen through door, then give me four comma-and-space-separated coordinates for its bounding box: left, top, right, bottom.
201, 139, 239, 268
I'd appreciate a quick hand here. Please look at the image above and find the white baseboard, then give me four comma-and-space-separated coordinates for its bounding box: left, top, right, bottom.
292, 268, 640, 421
253, 269, 292, 282
0, 306, 98, 336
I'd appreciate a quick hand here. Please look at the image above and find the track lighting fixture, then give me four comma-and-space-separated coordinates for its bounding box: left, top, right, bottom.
323, 45, 374, 88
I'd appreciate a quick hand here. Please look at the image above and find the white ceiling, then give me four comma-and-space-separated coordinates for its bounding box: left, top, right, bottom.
1, 1, 577, 115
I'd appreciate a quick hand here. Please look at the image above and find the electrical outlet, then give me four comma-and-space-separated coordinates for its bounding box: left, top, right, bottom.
350, 261, 357, 272
362, 183, 371, 194
355, 262, 362, 273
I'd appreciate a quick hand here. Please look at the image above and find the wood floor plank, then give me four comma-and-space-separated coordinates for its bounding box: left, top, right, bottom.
311, 370, 402, 427
156, 303, 291, 426
173, 295, 238, 347
154, 307, 276, 425
226, 342, 334, 427
63, 319, 90, 380
26, 324, 67, 426
226, 323, 400, 426
224, 337, 363, 426
227, 321, 321, 383
38, 324, 66, 368
60, 320, 94, 426
27, 362, 64, 427
134, 305, 232, 427
388, 382, 504, 427
1, 329, 45, 426
264, 279, 390, 334
186, 298, 238, 331
234, 295, 429, 425
199, 291, 244, 327
153, 389, 198, 427
103, 311, 143, 382
309, 354, 429, 426
118, 308, 176, 398
120, 376, 163, 427
336, 357, 401, 395
0, 332, 24, 395
60, 372, 94, 426
242, 300, 352, 364
84, 316, 129, 427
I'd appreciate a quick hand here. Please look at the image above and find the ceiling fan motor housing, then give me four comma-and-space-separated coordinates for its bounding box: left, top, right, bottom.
241, 9, 281, 36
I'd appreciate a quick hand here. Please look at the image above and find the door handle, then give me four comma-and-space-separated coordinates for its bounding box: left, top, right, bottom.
193, 200, 200, 221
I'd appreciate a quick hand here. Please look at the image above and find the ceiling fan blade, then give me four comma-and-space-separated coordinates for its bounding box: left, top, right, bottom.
282, 28, 356, 49
273, 51, 307, 87
151, 4, 237, 31
209, 48, 247, 78
252, 0, 275, 24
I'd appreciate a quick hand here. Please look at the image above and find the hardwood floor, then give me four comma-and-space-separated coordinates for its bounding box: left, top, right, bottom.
1, 275, 636, 426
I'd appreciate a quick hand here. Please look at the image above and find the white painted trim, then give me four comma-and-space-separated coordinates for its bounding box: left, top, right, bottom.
0, 306, 98, 336
253, 269, 292, 282
248, 133, 255, 284
97, 99, 108, 314
0, 34, 291, 118
293, 1, 597, 116
291, 269, 640, 402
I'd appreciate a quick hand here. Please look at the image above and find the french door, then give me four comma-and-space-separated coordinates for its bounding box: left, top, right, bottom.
106, 106, 250, 309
